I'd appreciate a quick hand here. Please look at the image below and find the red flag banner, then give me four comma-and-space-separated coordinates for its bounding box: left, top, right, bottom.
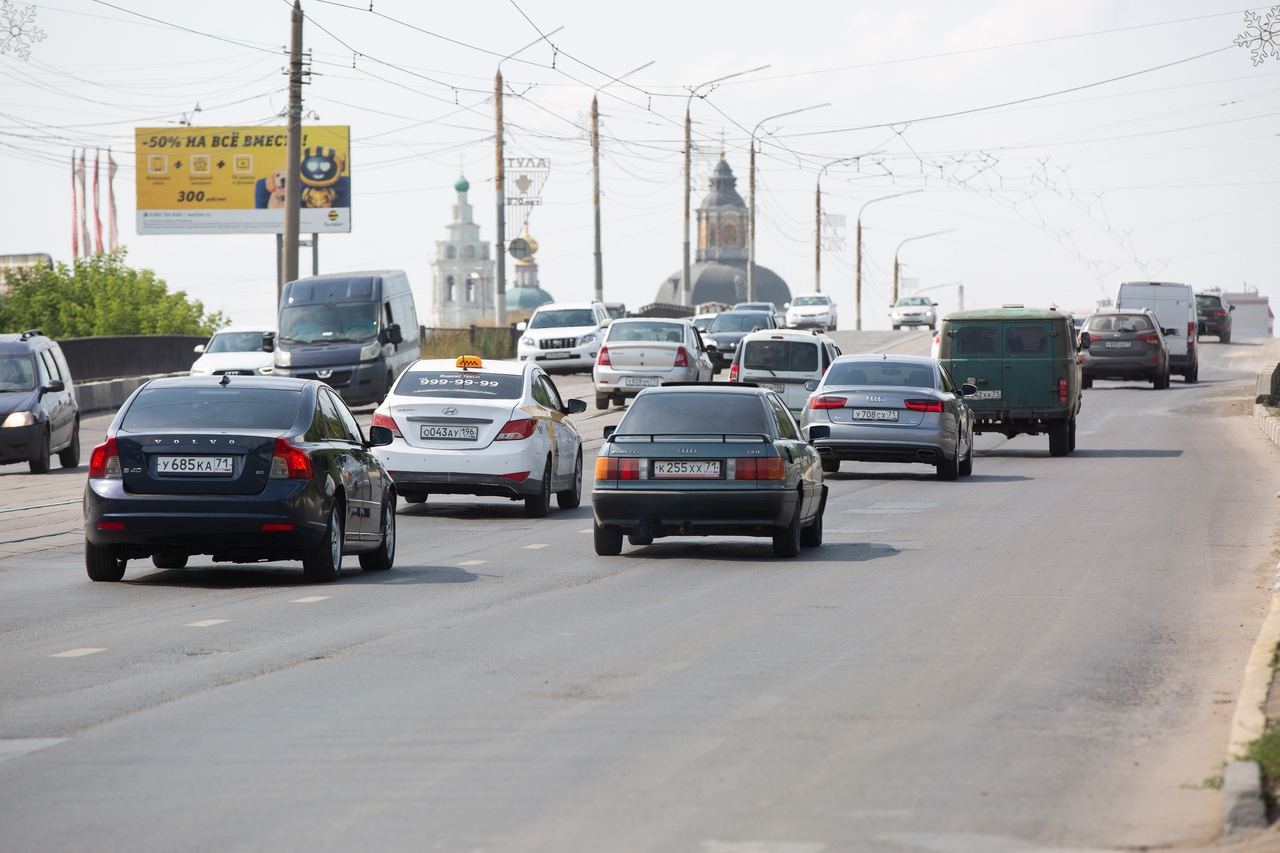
78, 149, 88, 257
92, 149, 103, 254
107, 149, 118, 251
71, 150, 79, 257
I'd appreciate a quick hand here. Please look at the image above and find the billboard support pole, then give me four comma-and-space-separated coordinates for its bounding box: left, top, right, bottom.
281, 0, 303, 299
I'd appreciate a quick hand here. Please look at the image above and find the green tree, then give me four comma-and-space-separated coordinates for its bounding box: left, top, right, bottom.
0, 250, 226, 337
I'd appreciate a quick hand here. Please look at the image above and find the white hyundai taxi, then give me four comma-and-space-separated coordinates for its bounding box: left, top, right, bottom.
371, 356, 587, 517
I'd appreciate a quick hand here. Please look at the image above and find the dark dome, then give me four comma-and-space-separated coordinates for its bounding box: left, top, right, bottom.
655, 260, 790, 309
701, 158, 745, 209
506, 286, 555, 311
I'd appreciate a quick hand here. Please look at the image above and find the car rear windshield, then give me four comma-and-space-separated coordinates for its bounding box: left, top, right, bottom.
710, 313, 771, 333
393, 370, 523, 399
1086, 314, 1153, 333
826, 361, 933, 387
1196, 295, 1224, 308
618, 392, 770, 435
741, 340, 818, 372
122, 386, 302, 430
529, 309, 596, 329
607, 322, 685, 343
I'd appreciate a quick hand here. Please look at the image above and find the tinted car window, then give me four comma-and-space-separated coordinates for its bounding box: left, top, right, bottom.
709, 313, 772, 333
207, 331, 269, 353
122, 387, 302, 430
607, 322, 685, 343
530, 309, 597, 328
741, 340, 819, 372
1005, 326, 1048, 355
393, 370, 523, 399
1087, 314, 1152, 333
827, 361, 929, 386
956, 326, 999, 354
766, 393, 799, 439
619, 393, 770, 434
325, 388, 365, 443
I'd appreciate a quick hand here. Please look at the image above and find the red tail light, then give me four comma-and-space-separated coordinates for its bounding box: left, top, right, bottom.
733, 457, 786, 480
1187, 321, 1196, 347
88, 437, 120, 479
500, 471, 531, 482
597, 345, 611, 367
595, 457, 642, 480
1058, 378, 1068, 402
728, 362, 740, 382
1137, 332, 1160, 345
496, 418, 536, 440
371, 411, 402, 438
904, 399, 943, 412
673, 346, 688, 368
809, 395, 846, 409
269, 437, 313, 480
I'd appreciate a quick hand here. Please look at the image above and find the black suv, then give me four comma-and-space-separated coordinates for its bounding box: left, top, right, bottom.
0, 330, 80, 473
1195, 292, 1233, 343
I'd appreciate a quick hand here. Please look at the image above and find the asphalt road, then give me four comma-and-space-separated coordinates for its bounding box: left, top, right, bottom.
2, 332, 1279, 852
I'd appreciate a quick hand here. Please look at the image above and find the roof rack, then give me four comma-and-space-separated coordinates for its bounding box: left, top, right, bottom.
18, 329, 45, 341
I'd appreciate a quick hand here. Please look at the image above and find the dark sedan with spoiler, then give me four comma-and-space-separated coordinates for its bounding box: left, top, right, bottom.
591, 384, 828, 558
83, 375, 396, 583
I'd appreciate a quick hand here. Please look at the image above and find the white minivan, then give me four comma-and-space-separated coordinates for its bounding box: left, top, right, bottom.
1115, 281, 1198, 383
728, 328, 841, 414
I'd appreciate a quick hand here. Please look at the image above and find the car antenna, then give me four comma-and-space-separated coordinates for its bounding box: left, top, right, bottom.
219, 374, 232, 386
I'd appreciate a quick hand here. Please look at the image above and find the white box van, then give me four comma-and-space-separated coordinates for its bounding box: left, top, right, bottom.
729, 328, 841, 414
1115, 281, 1198, 383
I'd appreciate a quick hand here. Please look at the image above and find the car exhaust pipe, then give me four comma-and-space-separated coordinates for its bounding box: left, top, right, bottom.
915, 449, 937, 460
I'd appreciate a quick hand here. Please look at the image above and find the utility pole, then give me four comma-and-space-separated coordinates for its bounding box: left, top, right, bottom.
280, 0, 303, 300
854, 189, 922, 330
494, 71, 506, 327
591, 95, 602, 304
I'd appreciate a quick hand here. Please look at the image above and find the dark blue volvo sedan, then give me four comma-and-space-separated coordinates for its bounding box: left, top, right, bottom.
83, 375, 395, 583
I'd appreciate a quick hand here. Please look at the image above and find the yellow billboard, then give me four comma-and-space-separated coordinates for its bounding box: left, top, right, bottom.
135, 126, 351, 235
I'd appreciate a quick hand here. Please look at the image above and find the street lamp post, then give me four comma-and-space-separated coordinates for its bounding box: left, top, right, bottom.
814, 151, 881, 294
854, 189, 922, 330
748, 103, 828, 302
893, 229, 956, 305
683, 65, 769, 307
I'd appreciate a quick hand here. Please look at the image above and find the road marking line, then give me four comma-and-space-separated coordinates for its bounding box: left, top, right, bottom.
51, 648, 105, 658
579, 528, 592, 534
185, 619, 229, 627
458, 560, 487, 566
291, 596, 330, 603
524, 543, 548, 549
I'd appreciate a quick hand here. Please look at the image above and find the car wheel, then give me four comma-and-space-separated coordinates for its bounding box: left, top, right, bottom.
556, 451, 582, 509
595, 393, 609, 410
151, 553, 188, 569
86, 541, 126, 582
29, 430, 50, 474
936, 449, 960, 481
302, 505, 343, 583
359, 497, 396, 571
1153, 371, 1169, 390
1185, 364, 1199, 384
821, 457, 840, 475
772, 495, 803, 558
892, 324, 900, 331
59, 421, 81, 468
958, 442, 973, 477
800, 494, 824, 548
1222, 332, 1231, 344
525, 460, 552, 518
1082, 376, 1093, 389
1048, 419, 1071, 457
1069, 417, 1077, 452
402, 492, 427, 504
593, 520, 623, 556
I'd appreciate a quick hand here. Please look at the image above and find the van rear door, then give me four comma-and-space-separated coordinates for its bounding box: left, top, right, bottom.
945, 322, 1004, 411
1000, 321, 1059, 411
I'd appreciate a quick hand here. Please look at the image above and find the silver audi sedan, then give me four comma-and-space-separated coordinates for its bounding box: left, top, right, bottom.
799, 353, 977, 480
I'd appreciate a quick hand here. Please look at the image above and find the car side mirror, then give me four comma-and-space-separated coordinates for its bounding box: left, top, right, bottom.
603, 425, 616, 440
194, 344, 206, 354
807, 425, 831, 442
44, 379, 65, 393
1230, 304, 1236, 311
565, 398, 587, 415
784, 302, 791, 309
262, 331, 276, 353
804, 379, 820, 392
383, 323, 403, 346
516, 321, 528, 332
960, 383, 978, 397
366, 424, 394, 447
1078, 333, 1091, 349
1163, 328, 1176, 337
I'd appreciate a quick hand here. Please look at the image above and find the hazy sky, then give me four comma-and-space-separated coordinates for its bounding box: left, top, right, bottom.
3, 1, 1278, 330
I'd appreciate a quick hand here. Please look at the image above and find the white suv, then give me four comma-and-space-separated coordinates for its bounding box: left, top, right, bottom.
518, 301, 610, 373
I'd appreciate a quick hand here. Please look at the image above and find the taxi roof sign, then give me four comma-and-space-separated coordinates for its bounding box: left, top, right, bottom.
455, 355, 484, 369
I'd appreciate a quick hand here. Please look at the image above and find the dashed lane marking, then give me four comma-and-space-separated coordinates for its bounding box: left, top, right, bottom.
51, 648, 105, 658
185, 619, 229, 627
524, 543, 548, 549
458, 560, 487, 566
291, 596, 330, 603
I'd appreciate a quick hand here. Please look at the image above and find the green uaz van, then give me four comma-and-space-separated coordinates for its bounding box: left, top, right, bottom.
935, 306, 1082, 457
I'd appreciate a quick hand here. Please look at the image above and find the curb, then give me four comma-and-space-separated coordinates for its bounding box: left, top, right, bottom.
1222, 400, 1280, 833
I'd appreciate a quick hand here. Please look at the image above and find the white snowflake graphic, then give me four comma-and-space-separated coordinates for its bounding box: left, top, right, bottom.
1236, 7, 1280, 66
0, 1, 45, 61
